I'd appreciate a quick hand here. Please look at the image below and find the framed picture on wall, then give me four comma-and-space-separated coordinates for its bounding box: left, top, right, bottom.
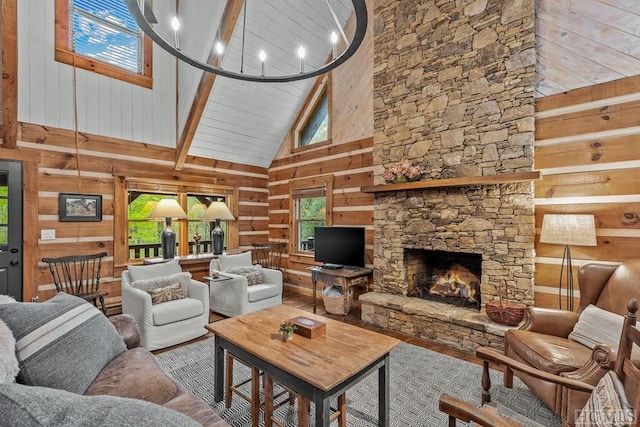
59, 193, 102, 222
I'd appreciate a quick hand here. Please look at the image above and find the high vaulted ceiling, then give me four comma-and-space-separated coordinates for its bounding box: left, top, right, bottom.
535, 0, 640, 98
158, 0, 640, 168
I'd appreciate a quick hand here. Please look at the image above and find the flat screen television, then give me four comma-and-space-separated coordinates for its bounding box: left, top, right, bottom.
314, 226, 365, 269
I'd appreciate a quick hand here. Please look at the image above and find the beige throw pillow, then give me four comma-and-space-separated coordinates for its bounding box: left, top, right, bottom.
148, 284, 185, 305
226, 265, 263, 286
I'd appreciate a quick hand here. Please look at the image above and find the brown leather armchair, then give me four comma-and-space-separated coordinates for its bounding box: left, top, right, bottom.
503, 260, 640, 425
440, 299, 640, 427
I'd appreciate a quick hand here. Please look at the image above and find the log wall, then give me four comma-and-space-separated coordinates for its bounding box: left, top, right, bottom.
18, 123, 268, 305
534, 75, 640, 308
269, 0, 374, 294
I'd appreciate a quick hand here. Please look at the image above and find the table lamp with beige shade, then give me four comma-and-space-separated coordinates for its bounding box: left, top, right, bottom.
539, 214, 597, 311
149, 199, 187, 259
204, 201, 235, 255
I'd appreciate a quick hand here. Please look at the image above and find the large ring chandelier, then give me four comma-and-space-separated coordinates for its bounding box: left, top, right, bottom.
124, 0, 368, 83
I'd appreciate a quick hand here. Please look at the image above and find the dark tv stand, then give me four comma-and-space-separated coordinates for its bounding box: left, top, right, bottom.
322, 263, 343, 270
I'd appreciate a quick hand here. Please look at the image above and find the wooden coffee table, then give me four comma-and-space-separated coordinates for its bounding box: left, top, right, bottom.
206, 305, 400, 427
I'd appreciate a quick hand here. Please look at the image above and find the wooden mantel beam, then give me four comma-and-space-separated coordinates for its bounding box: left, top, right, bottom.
2, 0, 18, 149
361, 171, 542, 193
174, 0, 244, 171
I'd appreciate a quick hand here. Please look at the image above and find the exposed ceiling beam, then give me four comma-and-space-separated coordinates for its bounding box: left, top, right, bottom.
175, 0, 244, 171
2, 0, 18, 149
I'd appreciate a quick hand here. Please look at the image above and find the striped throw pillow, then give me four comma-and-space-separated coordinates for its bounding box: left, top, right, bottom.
0, 292, 126, 394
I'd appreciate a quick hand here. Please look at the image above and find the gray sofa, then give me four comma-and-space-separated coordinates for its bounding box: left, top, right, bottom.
0, 293, 228, 427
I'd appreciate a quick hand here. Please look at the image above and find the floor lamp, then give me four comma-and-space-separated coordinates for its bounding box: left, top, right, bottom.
539, 214, 597, 311
204, 202, 235, 255
149, 199, 188, 259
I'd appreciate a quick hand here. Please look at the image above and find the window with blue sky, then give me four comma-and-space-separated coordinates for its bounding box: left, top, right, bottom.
71, 0, 142, 73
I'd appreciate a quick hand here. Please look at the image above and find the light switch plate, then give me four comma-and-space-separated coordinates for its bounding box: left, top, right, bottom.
41, 229, 56, 240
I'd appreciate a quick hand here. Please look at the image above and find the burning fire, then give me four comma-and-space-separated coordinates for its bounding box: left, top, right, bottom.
429, 271, 478, 302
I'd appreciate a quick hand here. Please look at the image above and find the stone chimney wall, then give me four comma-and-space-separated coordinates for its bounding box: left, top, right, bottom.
372, 0, 537, 304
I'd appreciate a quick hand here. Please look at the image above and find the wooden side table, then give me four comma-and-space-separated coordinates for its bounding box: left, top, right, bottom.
308, 266, 373, 314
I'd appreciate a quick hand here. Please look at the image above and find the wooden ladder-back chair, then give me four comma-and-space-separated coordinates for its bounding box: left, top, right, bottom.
439, 298, 640, 426
252, 243, 285, 271
42, 252, 109, 315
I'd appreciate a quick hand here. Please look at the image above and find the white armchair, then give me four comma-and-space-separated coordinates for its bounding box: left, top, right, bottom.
121, 259, 209, 351
209, 251, 282, 317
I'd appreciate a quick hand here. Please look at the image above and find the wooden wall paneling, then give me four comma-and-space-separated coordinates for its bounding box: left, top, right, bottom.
268, 227, 288, 240
534, 74, 640, 309
1, 0, 18, 148
269, 213, 289, 226
239, 189, 269, 203
21, 124, 176, 161
536, 75, 640, 112
535, 134, 640, 169
238, 204, 268, 217
536, 99, 640, 141
535, 169, 640, 198
538, 237, 640, 261
271, 137, 373, 169
39, 242, 113, 260
330, 8, 374, 146
37, 175, 114, 196
535, 204, 640, 229
333, 192, 374, 208
20, 124, 268, 303
533, 292, 579, 311
20, 3, 176, 146
332, 210, 373, 226
270, 151, 372, 182
22, 158, 38, 301
269, 198, 289, 211
238, 220, 269, 233
333, 170, 374, 189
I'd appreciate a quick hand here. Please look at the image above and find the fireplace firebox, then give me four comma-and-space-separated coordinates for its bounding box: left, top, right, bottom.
405, 249, 482, 310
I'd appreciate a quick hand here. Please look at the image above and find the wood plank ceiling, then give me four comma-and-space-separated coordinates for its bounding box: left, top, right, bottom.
176, 0, 640, 168
174, 0, 354, 168
535, 0, 640, 98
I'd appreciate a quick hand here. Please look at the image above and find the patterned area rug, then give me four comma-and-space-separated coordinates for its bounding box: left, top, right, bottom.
156, 338, 560, 426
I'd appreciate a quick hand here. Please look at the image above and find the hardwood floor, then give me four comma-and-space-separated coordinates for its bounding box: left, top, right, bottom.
154, 291, 484, 367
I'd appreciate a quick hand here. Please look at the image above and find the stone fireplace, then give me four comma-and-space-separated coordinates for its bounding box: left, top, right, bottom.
361, 0, 536, 352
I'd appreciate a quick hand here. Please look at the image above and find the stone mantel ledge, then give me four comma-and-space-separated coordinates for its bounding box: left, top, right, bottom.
359, 292, 516, 337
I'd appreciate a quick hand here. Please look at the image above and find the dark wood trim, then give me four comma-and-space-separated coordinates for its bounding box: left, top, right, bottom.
2, 0, 18, 148
175, 0, 245, 171
362, 171, 542, 193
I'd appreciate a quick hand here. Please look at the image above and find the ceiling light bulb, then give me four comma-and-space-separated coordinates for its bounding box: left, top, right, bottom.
215, 42, 224, 55
330, 32, 338, 44
170, 16, 180, 32
259, 50, 266, 62
297, 46, 306, 59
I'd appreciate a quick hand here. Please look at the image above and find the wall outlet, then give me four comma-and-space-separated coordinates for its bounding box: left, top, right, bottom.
41, 229, 56, 240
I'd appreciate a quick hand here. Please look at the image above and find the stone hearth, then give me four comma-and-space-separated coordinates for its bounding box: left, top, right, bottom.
364, 0, 536, 351
360, 293, 511, 351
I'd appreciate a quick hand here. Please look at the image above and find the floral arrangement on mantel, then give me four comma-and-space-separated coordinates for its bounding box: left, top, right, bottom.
383, 159, 424, 184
